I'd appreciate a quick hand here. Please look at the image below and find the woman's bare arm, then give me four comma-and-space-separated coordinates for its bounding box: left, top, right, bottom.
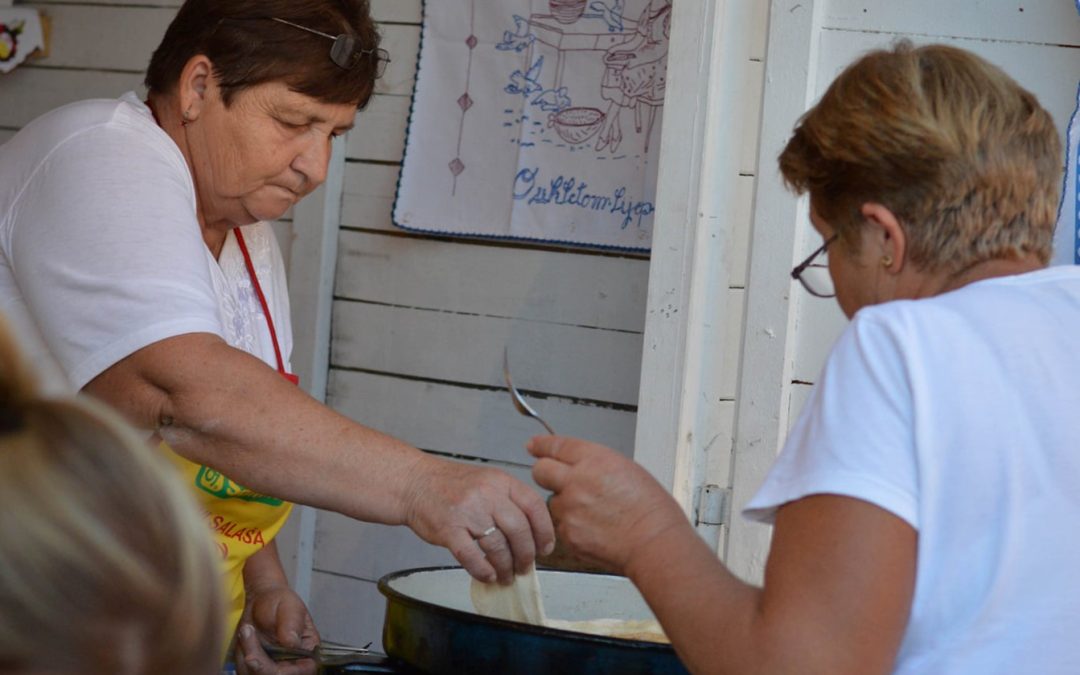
85, 332, 554, 583
530, 437, 915, 675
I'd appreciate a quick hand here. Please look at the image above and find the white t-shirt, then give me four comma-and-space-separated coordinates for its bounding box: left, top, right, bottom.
744, 266, 1080, 674
0, 92, 291, 393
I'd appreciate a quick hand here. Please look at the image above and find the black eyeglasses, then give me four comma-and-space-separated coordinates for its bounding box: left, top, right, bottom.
269, 17, 389, 76
791, 234, 837, 298
222, 16, 390, 76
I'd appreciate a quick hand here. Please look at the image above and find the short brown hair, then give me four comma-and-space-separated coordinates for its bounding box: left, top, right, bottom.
0, 320, 223, 674
779, 41, 1062, 271
146, 0, 381, 108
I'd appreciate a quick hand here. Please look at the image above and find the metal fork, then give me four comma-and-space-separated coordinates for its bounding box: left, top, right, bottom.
263, 642, 378, 668
503, 347, 556, 435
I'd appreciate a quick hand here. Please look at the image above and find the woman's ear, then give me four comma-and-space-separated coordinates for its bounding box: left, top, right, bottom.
860, 202, 906, 273
177, 55, 213, 123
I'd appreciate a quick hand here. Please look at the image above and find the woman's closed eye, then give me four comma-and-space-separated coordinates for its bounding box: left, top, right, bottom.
276, 118, 310, 132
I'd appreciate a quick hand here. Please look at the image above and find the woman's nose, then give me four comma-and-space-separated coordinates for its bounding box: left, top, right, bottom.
292, 136, 331, 188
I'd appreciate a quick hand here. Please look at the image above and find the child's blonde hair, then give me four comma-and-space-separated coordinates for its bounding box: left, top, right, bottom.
0, 319, 223, 674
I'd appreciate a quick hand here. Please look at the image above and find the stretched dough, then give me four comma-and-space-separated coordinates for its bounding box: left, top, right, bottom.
544, 618, 670, 644
470, 564, 547, 625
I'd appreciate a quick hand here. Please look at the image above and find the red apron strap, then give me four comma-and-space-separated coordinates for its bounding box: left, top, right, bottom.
233, 228, 300, 386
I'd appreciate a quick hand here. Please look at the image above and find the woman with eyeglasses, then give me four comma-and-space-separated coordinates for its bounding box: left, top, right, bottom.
0, 1, 554, 672
529, 42, 1076, 674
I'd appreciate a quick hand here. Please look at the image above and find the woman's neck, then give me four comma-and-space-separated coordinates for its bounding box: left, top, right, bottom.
147, 95, 231, 260
202, 226, 229, 259
938, 255, 1045, 294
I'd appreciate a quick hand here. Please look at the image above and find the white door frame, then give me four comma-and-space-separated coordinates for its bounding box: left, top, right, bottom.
633, 0, 766, 556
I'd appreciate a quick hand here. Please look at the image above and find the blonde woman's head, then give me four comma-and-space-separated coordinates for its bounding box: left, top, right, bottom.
779, 41, 1062, 272
0, 322, 223, 674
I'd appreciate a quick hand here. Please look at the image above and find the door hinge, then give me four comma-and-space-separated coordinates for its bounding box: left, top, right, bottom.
694, 484, 732, 527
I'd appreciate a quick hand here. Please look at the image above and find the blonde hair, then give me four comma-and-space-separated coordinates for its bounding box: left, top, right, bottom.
0, 321, 223, 674
779, 41, 1062, 271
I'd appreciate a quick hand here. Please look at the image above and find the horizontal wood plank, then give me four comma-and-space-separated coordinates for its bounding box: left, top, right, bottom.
315, 514, 455, 584
347, 94, 410, 162
29, 0, 180, 6
815, 29, 1080, 138
326, 369, 638, 464
0, 67, 144, 129
331, 300, 644, 405
371, 0, 422, 24
335, 230, 650, 333
308, 572, 386, 649
341, 163, 401, 231
822, 0, 1080, 47
8, 10, 413, 94
30, 0, 422, 23
23, 3, 175, 72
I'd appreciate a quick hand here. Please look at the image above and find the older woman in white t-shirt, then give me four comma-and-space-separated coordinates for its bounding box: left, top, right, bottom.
530, 42, 1077, 674
0, 1, 554, 672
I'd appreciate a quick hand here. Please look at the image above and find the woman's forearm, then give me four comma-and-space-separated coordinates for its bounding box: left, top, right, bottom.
243, 541, 290, 592
625, 523, 763, 675
85, 332, 429, 525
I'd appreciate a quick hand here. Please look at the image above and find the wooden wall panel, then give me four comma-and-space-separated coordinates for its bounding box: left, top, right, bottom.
326, 370, 638, 465
347, 95, 411, 162
0, 68, 144, 129
335, 231, 650, 333
31, 0, 421, 22
331, 300, 644, 406
822, 0, 1080, 45
22, 3, 172, 71
308, 572, 387, 649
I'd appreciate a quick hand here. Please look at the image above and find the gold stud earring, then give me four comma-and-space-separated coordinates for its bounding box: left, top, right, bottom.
881, 255, 893, 267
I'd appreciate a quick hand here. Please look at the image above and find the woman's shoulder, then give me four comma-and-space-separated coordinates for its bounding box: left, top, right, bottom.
6, 93, 177, 166
2, 93, 189, 200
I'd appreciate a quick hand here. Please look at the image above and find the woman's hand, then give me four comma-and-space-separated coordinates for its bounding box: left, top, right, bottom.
234, 583, 321, 675
235, 543, 320, 674
528, 436, 688, 575
403, 455, 555, 585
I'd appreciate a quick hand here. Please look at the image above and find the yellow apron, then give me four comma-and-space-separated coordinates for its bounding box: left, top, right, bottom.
162, 442, 294, 641
170, 227, 298, 647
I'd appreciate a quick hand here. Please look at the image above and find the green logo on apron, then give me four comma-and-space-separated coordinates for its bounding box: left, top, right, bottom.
195, 466, 284, 506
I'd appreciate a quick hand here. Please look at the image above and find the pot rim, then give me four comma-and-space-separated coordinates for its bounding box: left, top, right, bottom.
376, 565, 675, 653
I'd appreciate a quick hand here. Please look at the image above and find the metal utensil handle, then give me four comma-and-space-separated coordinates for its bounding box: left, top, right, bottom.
535, 415, 556, 435
503, 348, 557, 435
